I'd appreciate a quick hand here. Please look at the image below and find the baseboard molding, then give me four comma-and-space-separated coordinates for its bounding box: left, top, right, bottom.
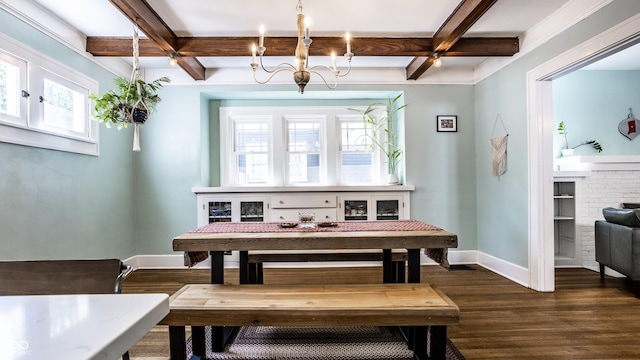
476, 251, 531, 289
123, 250, 480, 270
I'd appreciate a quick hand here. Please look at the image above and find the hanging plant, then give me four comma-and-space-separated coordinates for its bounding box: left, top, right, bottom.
89, 75, 170, 129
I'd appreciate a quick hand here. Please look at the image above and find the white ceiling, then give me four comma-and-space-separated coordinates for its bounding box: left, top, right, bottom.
5, 0, 638, 77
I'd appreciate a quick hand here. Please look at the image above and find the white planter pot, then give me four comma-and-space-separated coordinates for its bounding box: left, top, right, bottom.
561, 149, 574, 157
387, 174, 398, 185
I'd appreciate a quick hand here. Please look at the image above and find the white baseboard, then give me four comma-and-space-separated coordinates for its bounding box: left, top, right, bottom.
124, 249, 480, 270
476, 251, 531, 289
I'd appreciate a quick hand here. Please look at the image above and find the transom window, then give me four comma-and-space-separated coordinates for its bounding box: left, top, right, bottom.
220, 106, 399, 187
0, 33, 98, 155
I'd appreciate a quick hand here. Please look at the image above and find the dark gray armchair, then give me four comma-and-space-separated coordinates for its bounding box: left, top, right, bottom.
595, 207, 640, 298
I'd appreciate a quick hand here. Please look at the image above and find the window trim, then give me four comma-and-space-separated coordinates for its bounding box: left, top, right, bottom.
220, 106, 391, 187
0, 32, 99, 156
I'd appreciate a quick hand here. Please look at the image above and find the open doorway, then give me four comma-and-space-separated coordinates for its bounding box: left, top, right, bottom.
527, 14, 640, 292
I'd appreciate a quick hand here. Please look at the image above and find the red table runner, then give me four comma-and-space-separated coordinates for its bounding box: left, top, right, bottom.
183, 220, 449, 268
189, 220, 442, 234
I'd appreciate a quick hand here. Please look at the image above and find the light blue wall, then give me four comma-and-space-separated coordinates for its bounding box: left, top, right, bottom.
0, 9, 136, 260
553, 70, 640, 156
133, 84, 478, 254
4, 0, 640, 268
474, 0, 640, 267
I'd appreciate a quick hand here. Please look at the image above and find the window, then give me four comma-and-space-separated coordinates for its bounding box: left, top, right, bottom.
0, 49, 27, 125
234, 119, 270, 185
286, 116, 324, 185
0, 33, 99, 155
339, 117, 375, 184
220, 106, 396, 187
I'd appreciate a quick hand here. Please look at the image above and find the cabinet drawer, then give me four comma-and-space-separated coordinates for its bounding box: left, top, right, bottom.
271, 195, 336, 208
270, 208, 337, 222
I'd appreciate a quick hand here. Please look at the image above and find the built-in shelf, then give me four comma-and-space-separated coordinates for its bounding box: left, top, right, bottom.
553, 180, 581, 267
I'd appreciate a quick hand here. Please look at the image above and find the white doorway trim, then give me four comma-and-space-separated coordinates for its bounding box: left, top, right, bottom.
527, 13, 640, 291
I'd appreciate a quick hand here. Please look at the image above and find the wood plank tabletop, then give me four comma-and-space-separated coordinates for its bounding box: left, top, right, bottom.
173, 229, 458, 252
160, 283, 460, 327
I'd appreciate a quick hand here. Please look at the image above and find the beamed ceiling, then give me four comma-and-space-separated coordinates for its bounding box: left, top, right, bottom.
21, 0, 621, 83
84, 0, 520, 81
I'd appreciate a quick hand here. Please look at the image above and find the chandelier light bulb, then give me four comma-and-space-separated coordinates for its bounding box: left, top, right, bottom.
250, 0, 353, 93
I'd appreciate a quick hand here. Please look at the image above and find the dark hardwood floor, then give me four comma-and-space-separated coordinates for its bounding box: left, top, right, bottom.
122, 265, 640, 359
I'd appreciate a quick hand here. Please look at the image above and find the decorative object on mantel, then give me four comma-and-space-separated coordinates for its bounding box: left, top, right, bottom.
89, 22, 169, 151
556, 121, 603, 157
490, 114, 508, 179
618, 108, 639, 140
348, 94, 407, 185
250, 0, 353, 94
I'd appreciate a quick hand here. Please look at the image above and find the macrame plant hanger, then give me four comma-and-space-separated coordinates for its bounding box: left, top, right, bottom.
490, 114, 509, 180
128, 20, 148, 152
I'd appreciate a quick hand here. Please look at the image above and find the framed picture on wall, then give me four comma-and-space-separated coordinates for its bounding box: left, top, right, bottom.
437, 115, 457, 132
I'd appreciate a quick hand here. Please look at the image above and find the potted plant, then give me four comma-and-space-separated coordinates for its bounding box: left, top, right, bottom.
349, 94, 407, 184
89, 75, 170, 129
557, 121, 603, 156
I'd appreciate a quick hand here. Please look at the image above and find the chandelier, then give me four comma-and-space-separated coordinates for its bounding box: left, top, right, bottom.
250, 0, 354, 94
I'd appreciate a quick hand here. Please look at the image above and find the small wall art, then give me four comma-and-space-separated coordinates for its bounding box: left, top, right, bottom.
437, 115, 457, 132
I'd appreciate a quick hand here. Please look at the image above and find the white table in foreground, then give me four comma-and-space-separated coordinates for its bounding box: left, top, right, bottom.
0, 293, 169, 360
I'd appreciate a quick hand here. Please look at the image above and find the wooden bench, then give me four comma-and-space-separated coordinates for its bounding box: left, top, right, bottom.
245, 248, 408, 283
160, 283, 459, 360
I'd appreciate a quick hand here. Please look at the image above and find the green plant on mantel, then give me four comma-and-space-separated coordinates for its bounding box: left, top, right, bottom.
89, 75, 170, 129
557, 121, 603, 153
349, 94, 407, 175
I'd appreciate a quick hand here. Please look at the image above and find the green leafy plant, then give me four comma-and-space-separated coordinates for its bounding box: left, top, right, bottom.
349, 94, 407, 174
89, 75, 170, 129
557, 121, 603, 153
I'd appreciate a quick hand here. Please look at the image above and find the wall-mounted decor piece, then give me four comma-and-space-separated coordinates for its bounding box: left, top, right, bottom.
436, 115, 457, 132
491, 114, 508, 179
619, 108, 639, 140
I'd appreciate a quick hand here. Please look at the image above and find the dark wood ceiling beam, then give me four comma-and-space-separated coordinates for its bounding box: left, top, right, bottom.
445, 37, 519, 56
432, 0, 497, 52
406, 0, 498, 80
87, 36, 517, 57
108, 0, 205, 80
86, 37, 166, 56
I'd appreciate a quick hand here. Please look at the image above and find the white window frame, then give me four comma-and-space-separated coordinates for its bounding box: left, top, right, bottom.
284, 115, 327, 185
0, 48, 27, 126
337, 114, 380, 185
0, 33, 99, 156
220, 106, 390, 187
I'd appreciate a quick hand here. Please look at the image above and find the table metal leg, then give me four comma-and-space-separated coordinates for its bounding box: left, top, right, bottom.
382, 249, 393, 283
239, 250, 249, 284
192, 326, 206, 356
209, 251, 225, 353
429, 326, 447, 360
168, 326, 187, 360
407, 248, 421, 283
210, 251, 224, 284
413, 326, 427, 360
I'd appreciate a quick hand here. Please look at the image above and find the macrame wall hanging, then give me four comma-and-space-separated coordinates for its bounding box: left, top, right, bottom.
490, 114, 509, 179
619, 108, 639, 141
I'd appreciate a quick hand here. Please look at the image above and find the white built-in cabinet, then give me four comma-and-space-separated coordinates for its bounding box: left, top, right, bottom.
195, 186, 414, 227
553, 179, 581, 267
194, 186, 413, 265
